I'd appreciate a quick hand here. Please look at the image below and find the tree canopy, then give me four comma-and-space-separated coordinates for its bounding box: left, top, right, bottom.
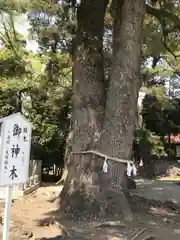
0, 5, 71, 165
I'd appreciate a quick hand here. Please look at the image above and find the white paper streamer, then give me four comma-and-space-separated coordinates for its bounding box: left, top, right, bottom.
102, 157, 108, 173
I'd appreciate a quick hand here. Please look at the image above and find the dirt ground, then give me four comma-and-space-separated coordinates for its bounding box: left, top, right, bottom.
0, 184, 180, 240
130, 178, 180, 204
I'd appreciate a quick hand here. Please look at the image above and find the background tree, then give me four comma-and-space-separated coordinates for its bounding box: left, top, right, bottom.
0, 4, 72, 170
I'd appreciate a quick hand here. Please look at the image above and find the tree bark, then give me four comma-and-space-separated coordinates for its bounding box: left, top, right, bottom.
98, 0, 145, 160
59, 0, 108, 184
60, 0, 145, 221
71, 0, 108, 153
58, 129, 73, 184
59, 0, 109, 218
96, 0, 145, 220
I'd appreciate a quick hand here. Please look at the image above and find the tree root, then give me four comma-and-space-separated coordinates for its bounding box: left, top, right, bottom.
130, 228, 147, 240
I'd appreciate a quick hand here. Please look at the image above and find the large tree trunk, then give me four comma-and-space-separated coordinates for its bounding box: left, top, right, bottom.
59, 0, 145, 220
59, 0, 108, 217
98, 0, 145, 160
96, 0, 145, 219
71, 0, 108, 152
98, 0, 145, 179
59, 0, 108, 184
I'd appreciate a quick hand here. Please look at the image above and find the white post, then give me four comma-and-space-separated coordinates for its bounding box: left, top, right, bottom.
3, 186, 13, 240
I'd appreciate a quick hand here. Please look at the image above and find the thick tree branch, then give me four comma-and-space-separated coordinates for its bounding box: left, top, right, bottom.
146, 4, 180, 31
146, 4, 180, 59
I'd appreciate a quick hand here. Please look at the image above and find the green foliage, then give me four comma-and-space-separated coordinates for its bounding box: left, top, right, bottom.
134, 128, 166, 163
27, 0, 76, 54
142, 88, 180, 137
0, 6, 72, 165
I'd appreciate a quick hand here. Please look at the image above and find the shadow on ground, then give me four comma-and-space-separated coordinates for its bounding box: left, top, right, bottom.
130, 178, 180, 204
34, 185, 180, 240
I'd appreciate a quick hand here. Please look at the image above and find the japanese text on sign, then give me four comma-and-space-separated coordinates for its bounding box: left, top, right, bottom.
0, 113, 32, 186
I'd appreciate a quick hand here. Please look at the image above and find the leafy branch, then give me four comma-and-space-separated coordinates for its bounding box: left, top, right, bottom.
146, 4, 180, 31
